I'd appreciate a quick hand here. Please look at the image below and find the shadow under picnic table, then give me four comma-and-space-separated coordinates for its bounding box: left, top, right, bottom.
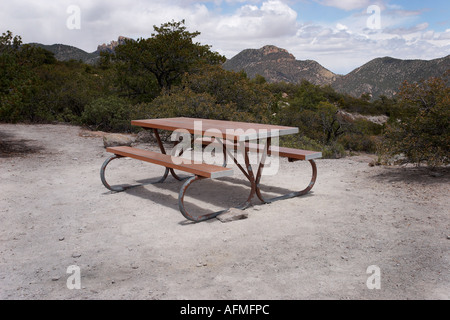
109, 174, 312, 224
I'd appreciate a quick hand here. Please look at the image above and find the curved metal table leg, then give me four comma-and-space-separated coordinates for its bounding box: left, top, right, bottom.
218, 139, 257, 210
168, 148, 191, 181
178, 176, 229, 222
100, 154, 169, 192
153, 128, 191, 182
255, 159, 317, 203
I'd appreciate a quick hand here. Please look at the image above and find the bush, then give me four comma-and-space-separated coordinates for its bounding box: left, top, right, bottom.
32, 61, 111, 123
321, 142, 347, 159
141, 85, 267, 124
280, 134, 346, 159
81, 96, 132, 132
381, 75, 449, 167
338, 118, 383, 153
339, 134, 379, 153
0, 32, 36, 122
281, 135, 323, 151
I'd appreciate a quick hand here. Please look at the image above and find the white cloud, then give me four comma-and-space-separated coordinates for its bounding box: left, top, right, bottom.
316, 0, 373, 11
421, 30, 434, 40
0, 0, 448, 75
336, 23, 349, 31
385, 22, 429, 35
438, 30, 450, 40
212, 0, 298, 39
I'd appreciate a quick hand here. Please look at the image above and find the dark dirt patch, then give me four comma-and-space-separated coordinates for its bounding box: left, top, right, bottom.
0, 130, 44, 158
371, 165, 450, 185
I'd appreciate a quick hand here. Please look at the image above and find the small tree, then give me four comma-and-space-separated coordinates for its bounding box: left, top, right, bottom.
113, 20, 225, 102
0, 30, 59, 122
185, 64, 273, 121
381, 73, 450, 167
0, 31, 25, 122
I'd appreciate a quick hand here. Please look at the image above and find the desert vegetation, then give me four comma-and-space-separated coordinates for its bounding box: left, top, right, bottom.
1, 22, 448, 166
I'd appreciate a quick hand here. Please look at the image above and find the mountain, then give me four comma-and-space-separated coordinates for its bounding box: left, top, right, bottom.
332, 55, 450, 98
223, 45, 339, 86
223, 45, 450, 98
29, 40, 449, 99
29, 36, 130, 65
30, 43, 99, 64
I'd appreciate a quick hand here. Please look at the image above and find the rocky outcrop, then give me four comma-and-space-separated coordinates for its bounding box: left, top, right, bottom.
96, 36, 130, 54
223, 45, 339, 86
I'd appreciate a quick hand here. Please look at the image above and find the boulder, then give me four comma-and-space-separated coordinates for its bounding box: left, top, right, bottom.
103, 134, 134, 148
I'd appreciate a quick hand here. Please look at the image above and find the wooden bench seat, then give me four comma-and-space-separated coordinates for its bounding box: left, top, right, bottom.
199, 138, 322, 161
106, 146, 233, 179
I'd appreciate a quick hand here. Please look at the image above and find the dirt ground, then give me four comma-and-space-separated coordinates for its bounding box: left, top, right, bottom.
0, 123, 448, 300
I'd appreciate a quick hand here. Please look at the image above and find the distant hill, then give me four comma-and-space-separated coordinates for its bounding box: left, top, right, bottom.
28, 40, 450, 99
332, 55, 450, 98
223, 45, 450, 98
223, 45, 339, 86
29, 36, 130, 65
30, 43, 99, 64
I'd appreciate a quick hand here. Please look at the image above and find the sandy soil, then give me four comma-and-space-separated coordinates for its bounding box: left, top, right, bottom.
0, 123, 448, 300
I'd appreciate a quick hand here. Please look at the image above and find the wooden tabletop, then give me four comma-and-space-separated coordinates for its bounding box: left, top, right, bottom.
131, 117, 299, 142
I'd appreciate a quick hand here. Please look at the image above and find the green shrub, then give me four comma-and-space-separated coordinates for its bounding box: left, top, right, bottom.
141, 85, 265, 123
321, 141, 346, 159
339, 133, 379, 153
281, 135, 322, 151
81, 96, 132, 132
280, 134, 346, 159
381, 76, 449, 167
338, 119, 383, 153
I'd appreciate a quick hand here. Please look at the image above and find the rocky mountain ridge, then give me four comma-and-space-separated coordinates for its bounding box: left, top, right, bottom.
29, 36, 130, 65
332, 55, 450, 98
223, 45, 449, 98
28, 40, 449, 98
223, 45, 339, 86
29, 43, 99, 64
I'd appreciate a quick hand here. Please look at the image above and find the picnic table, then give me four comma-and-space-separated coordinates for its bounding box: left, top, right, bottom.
100, 117, 322, 222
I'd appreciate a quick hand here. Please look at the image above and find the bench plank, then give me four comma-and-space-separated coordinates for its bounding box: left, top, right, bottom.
199, 138, 322, 161
106, 146, 233, 179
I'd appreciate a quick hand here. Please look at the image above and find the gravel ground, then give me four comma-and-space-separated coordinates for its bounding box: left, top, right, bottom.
0, 123, 448, 300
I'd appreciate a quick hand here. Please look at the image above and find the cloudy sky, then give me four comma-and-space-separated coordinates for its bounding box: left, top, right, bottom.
1, 0, 449, 74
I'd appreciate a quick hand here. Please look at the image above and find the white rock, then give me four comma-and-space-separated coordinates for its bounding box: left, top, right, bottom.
103, 134, 134, 148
